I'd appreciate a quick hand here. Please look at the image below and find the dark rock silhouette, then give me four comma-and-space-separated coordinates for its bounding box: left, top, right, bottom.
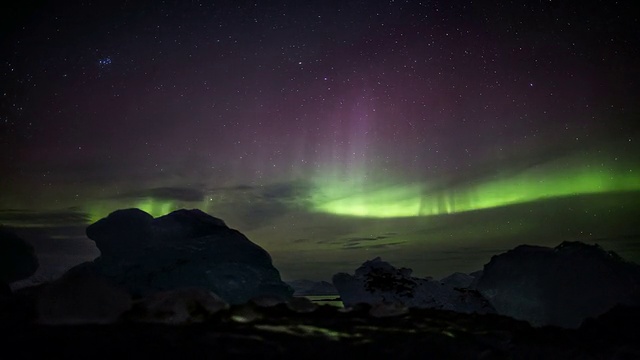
71, 208, 293, 304
1, 233, 639, 358
0, 227, 39, 291
286, 279, 337, 296
36, 269, 132, 324
475, 241, 640, 328
123, 287, 228, 324
332, 257, 495, 314
440, 272, 476, 289
1, 298, 639, 359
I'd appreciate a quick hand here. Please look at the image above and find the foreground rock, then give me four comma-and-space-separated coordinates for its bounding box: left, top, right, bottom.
1, 298, 638, 359
333, 257, 495, 314
475, 241, 640, 328
124, 287, 228, 324
286, 279, 337, 296
71, 208, 293, 304
0, 228, 39, 294
36, 270, 132, 324
440, 272, 476, 289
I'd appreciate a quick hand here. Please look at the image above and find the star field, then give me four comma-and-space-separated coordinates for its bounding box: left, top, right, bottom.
1, 0, 639, 280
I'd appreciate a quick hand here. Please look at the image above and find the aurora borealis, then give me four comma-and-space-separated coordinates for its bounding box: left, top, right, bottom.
311, 155, 640, 217
1, 0, 639, 281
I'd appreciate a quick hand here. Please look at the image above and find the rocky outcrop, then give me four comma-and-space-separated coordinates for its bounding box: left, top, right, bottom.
475, 241, 640, 328
332, 257, 495, 314
71, 208, 293, 304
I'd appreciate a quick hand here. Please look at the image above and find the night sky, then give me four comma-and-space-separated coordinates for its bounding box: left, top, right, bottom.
1, 0, 639, 282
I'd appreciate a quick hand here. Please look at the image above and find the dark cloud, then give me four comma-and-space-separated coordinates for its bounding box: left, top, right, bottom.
315, 233, 403, 250
342, 241, 406, 250
258, 181, 311, 201
209, 184, 255, 193
315, 239, 342, 245
211, 181, 311, 201
205, 181, 314, 230
0, 209, 90, 227
231, 184, 255, 191
342, 235, 390, 243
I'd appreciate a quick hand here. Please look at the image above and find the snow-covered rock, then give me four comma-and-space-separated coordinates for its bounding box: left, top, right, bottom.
125, 287, 228, 324
70, 208, 293, 304
475, 241, 640, 328
332, 257, 494, 314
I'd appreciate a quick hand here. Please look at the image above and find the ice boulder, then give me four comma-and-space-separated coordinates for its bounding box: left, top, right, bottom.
71, 208, 293, 304
332, 257, 494, 314
475, 241, 640, 328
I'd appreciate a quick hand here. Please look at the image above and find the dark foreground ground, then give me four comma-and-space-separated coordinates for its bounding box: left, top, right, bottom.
1, 300, 639, 360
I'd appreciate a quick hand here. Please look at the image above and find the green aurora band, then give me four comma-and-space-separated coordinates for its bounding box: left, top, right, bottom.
310, 159, 640, 218
80, 157, 640, 223
86, 198, 177, 223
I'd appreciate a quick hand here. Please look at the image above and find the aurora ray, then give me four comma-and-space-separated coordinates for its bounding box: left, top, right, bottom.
85, 198, 178, 223
310, 157, 640, 218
